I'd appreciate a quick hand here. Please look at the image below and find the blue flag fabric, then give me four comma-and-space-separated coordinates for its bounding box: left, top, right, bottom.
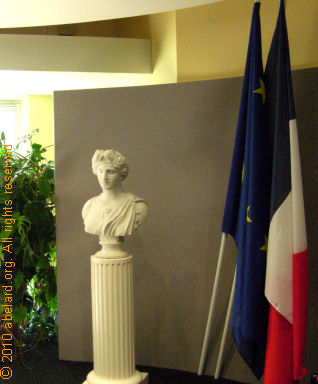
221, 2, 271, 379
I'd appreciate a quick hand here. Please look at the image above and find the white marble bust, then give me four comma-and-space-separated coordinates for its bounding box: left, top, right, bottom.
82, 149, 148, 242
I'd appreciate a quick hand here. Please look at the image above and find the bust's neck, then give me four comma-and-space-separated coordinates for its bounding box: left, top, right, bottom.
101, 185, 125, 202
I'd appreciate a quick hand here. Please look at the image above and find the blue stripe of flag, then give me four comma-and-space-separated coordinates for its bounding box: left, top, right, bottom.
265, 0, 294, 219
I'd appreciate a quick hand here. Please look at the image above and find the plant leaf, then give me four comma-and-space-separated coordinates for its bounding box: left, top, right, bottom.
0, 193, 7, 203
13, 306, 27, 323
15, 271, 24, 291
31, 143, 42, 151
12, 212, 31, 236
37, 258, 50, 270
43, 164, 55, 180
38, 179, 51, 198
23, 202, 46, 221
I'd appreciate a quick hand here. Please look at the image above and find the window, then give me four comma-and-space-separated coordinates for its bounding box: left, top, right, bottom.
0, 98, 29, 150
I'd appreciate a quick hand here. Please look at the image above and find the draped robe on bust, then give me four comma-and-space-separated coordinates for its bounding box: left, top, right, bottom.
82, 192, 145, 237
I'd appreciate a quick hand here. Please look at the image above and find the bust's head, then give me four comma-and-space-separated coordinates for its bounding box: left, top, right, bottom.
92, 149, 129, 181
83, 149, 148, 242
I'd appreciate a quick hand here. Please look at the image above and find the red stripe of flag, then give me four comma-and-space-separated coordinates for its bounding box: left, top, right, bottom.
293, 249, 308, 380
264, 248, 308, 384
264, 305, 297, 384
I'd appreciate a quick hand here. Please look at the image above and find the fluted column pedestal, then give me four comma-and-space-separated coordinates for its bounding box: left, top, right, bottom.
83, 244, 148, 384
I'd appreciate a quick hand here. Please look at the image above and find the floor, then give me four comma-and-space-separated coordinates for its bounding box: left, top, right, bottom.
11, 343, 247, 384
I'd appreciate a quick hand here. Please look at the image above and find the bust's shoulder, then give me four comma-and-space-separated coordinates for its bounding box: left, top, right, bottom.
83, 195, 99, 208
82, 196, 99, 219
135, 199, 148, 213
129, 193, 148, 207
129, 194, 148, 227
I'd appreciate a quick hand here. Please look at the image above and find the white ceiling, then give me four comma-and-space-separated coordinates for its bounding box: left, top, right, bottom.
0, 71, 161, 96
0, 0, 222, 28
0, 0, 223, 94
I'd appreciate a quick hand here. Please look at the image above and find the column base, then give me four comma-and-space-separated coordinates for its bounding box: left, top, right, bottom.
83, 370, 148, 384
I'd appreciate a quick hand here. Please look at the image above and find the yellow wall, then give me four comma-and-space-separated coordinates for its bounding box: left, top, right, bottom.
109, 11, 178, 84
147, 12, 177, 84
29, 95, 54, 161
74, 11, 178, 85
176, 0, 318, 81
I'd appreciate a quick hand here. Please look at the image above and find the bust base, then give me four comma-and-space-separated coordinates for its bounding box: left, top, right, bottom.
82, 370, 148, 384
95, 235, 128, 259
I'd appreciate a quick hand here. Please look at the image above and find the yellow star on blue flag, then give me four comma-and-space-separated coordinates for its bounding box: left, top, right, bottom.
260, 235, 268, 251
253, 78, 266, 103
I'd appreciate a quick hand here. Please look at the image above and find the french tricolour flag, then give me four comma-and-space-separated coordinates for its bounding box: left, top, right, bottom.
264, 2, 308, 383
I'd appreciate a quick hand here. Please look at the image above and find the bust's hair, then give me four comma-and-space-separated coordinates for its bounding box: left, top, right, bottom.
92, 149, 129, 180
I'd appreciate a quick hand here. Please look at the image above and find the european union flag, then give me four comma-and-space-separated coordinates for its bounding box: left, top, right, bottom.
221, 2, 271, 379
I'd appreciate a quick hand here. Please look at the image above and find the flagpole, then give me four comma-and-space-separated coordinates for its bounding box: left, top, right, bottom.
198, 232, 227, 375
214, 268, 236, 379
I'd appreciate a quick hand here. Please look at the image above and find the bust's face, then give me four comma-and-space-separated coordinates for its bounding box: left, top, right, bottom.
96, 162, 122, 191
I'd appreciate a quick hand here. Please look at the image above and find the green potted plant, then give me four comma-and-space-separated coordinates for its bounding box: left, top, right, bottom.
0, 130, 57, 352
